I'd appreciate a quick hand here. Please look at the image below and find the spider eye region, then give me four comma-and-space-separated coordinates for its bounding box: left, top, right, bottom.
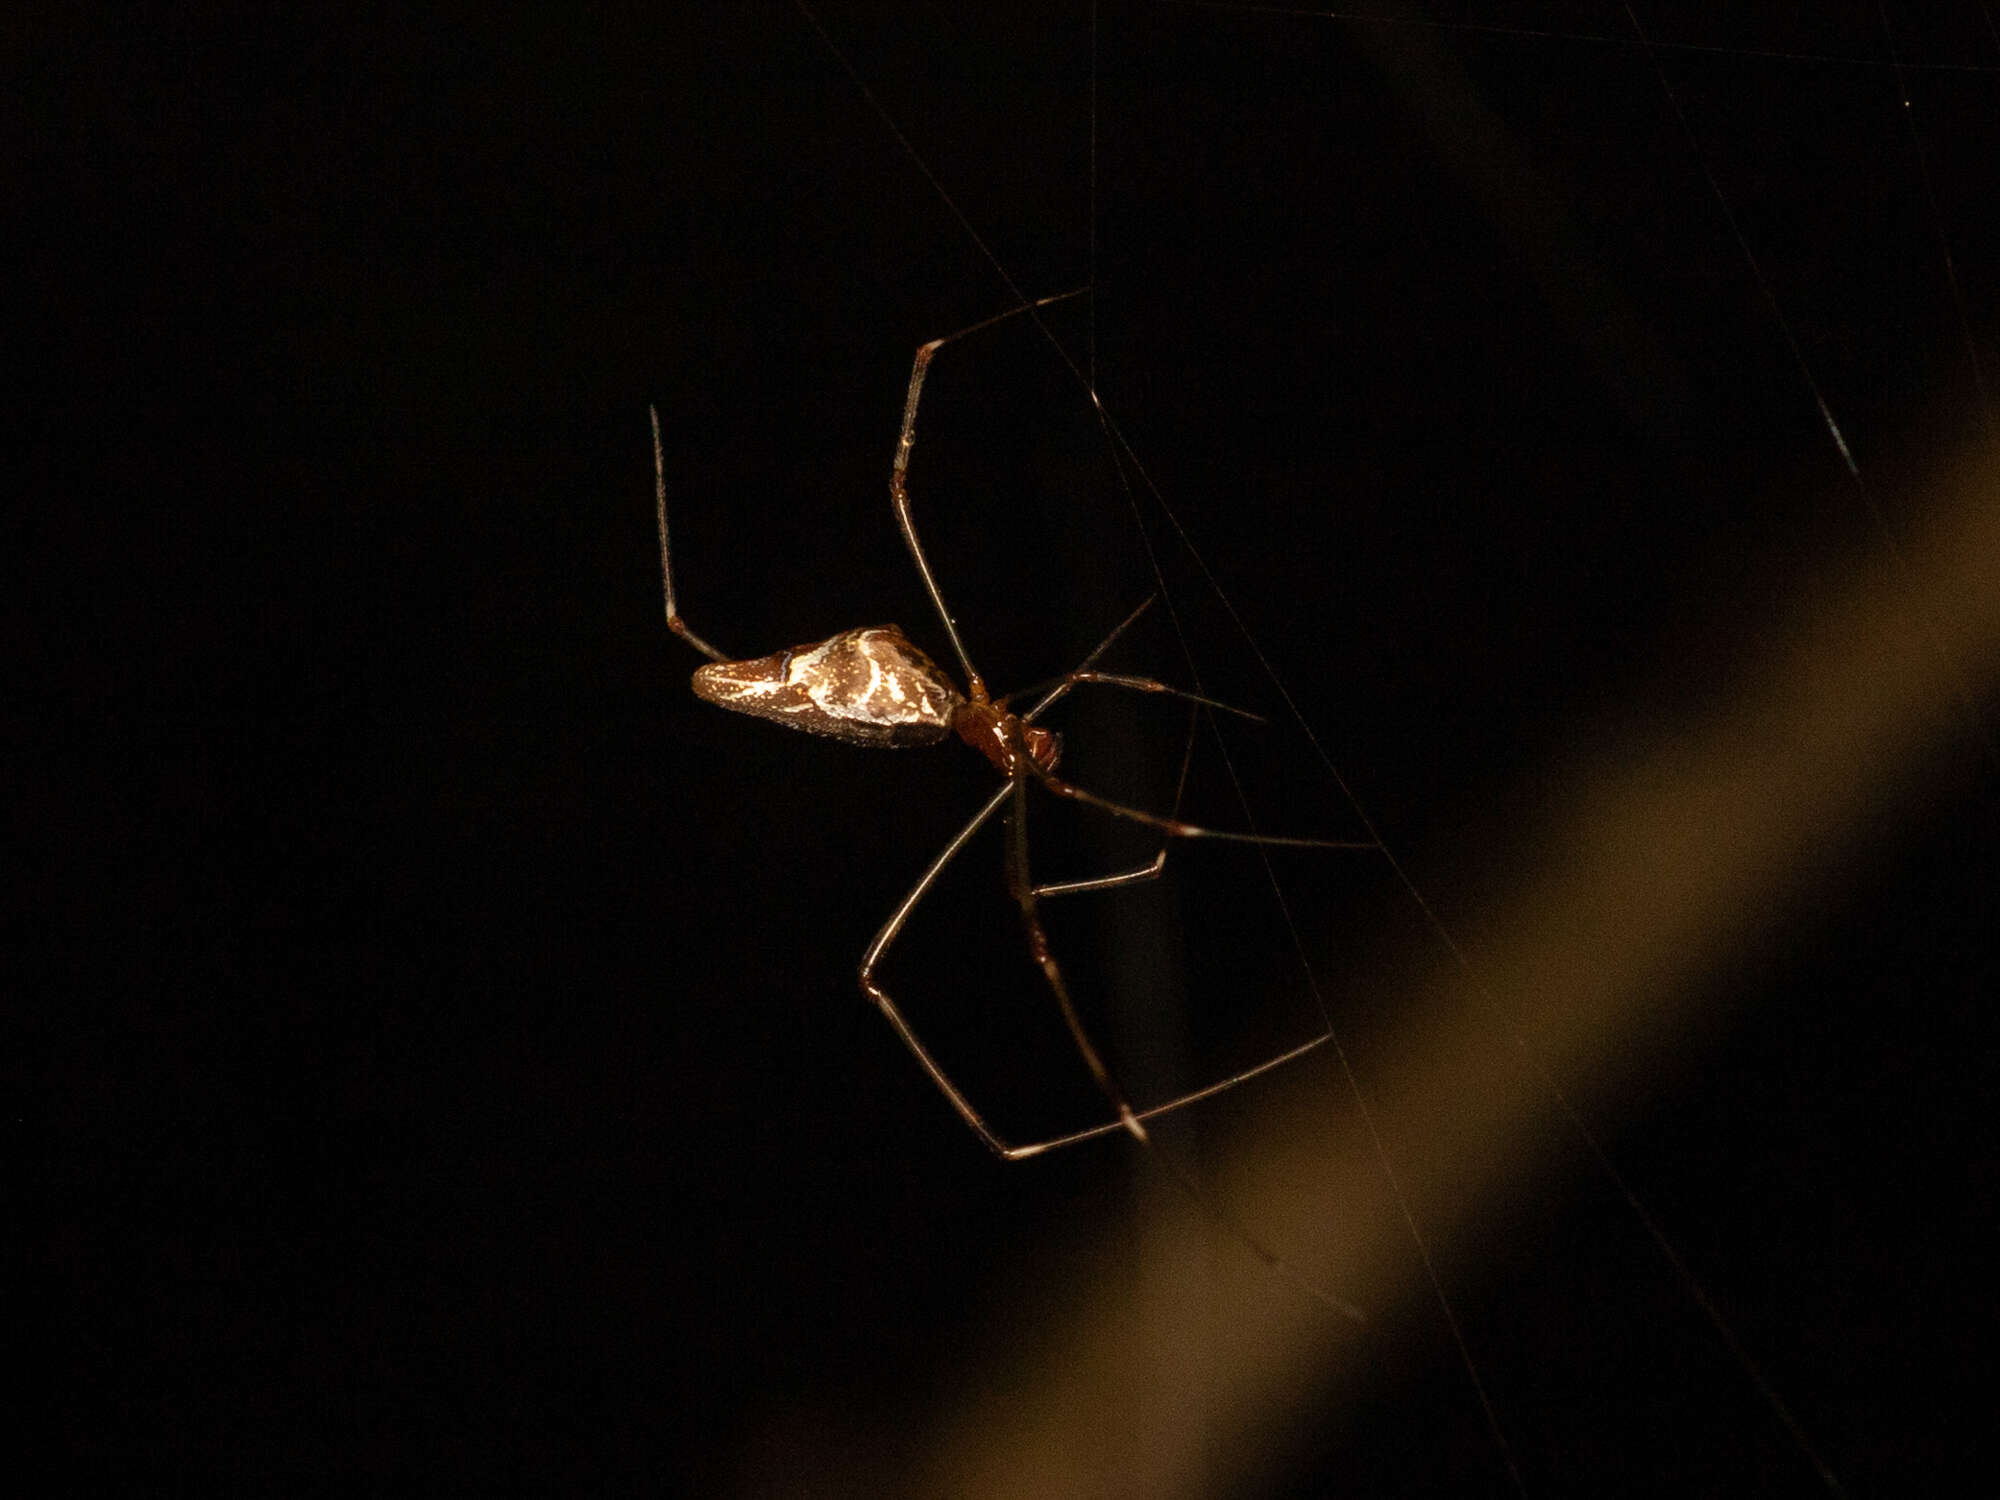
689, 625, 965, 748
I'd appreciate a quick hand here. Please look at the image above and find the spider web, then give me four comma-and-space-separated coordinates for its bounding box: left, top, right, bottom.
679, 4, 2000, 1494
37, 3, 1990, 1491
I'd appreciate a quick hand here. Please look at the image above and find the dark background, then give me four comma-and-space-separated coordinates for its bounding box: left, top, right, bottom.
15, 2, 1998, 1493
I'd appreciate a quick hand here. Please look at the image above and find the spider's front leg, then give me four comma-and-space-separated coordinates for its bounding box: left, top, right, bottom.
650, 405, 727, 663
884, 288, 1091, 700
1008, 644, 1373, 853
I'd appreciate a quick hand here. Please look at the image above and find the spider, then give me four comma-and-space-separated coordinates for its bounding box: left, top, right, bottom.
651, 292, 1375, 1161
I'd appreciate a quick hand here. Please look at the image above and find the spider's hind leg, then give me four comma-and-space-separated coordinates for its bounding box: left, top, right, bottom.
1003, 776, 1151, 1147
1002, 761, 1366, 1320
888, 288, 1091, 695
1031, 703, 1197, 899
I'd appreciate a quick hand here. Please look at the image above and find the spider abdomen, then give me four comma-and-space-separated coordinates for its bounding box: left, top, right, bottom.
690, 625, 965, 747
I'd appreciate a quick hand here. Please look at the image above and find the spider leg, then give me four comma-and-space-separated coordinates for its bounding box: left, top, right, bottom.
1018, 603, 1356, 880
857, 780, 1041, 1160
853, 741, 1303, 1161
1003, 768, 1366, 1321
855, 736, 1343, 1195
1000, 793, 1345, 1157
1033, 848, 1167, 899
1011, 670, 1264, 722
1032, 700, 1198, 899
650, 405, 727, 662
1003, 775, 1151, 1147
1006, 1033, 1335, 1155
890, 289, 1089, 696
1015, 593, 1159, 723
1028, 753, 1378, 850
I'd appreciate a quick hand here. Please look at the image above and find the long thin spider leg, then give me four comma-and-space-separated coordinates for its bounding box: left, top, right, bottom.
1009, 1032, 1333, 1156
857, 781, 1031, 1159
891, 289, 1089, 696
1033, 700, 1198, 899
854, 764, 1293, 1159
1032, 851, 1166, 899
651, 405, 726, 662
1003, 775, 1147, 1144
1004, 772, 1364, 1322
1028, 755, 1378, 850
1007, 700, 1342, 1145
1005, 670, 1264, 723
1020, 593, 1156, 724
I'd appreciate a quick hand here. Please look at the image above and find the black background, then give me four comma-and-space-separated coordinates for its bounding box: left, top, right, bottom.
15, 3, 1998, 1493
